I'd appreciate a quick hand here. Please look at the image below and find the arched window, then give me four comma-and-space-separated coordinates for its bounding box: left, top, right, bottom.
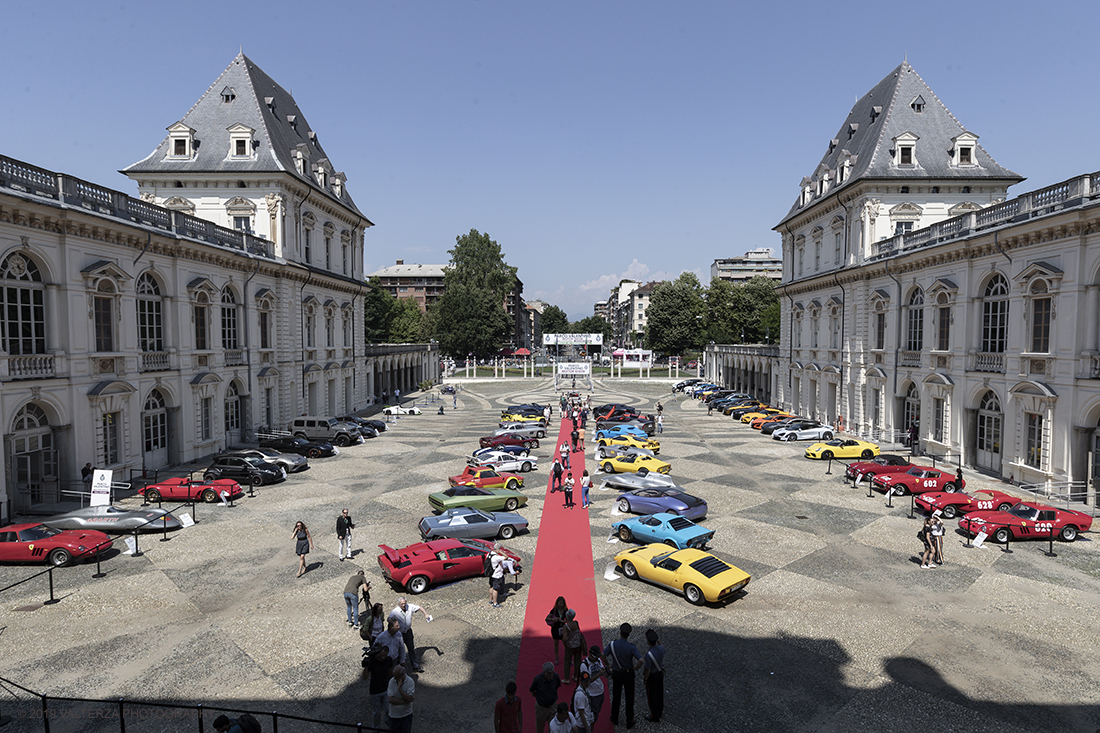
136, 273, 163, 352
194, 292, 210, 351
13, 402, 48, 431
1029, 280, 1051, 353
903, 383, 920, 434
906, 289, 924, 351
93, 280, 116, 352
221, 288, 239, 350
143, 389, 168, 454
981, 275, 1009, 353
224, 382, 241, 440
1, 253, 46, 355
935, 292, 951, 351
976, 390, 1002, 469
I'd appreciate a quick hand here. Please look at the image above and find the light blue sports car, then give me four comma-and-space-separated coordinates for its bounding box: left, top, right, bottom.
611, 512, 714, 550
596, 424, 649, 441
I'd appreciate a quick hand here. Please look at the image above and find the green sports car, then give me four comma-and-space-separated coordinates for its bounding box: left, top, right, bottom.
428, 485, 528, 513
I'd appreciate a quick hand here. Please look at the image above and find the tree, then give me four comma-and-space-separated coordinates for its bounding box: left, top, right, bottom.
388, 296, 424, 343
644, 272, 705, 354
434, 229, 518, 357
704, 279, 738, 345
540, 305, 570, 334
741, 276, 780, 342
571, 315, 613, 342
363, 277, 395, 344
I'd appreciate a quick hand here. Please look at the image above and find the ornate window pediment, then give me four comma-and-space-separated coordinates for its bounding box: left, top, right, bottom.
950, 131, 979, 167
162, 196, 195, 215
227, 122, 256, 159
1015, 261, 1064, 289
892, 131, 920, 167
167, 121, 197, 159
948, 201, 982, 216
187, 276, 218, 300
889, 202, 923, 221
81, 260, 131, 289
225, 196, 256, 215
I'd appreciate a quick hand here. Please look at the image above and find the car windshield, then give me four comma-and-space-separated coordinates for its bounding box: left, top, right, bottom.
1007, 504, 1039, 520
241, 456, 265, 466
257, 448, 279, 457
18, 525, 62, 541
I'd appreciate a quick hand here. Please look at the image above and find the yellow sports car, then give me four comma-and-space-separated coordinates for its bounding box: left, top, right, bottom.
597, 434, 661, 454
740, 407, 786, 424
500, 413, 546, 425
615, 543, 751, 605
599, 454, 671, 475
804, 438, 880, 460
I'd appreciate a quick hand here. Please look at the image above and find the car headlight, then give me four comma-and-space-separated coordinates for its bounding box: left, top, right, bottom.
78, 545, 87, 552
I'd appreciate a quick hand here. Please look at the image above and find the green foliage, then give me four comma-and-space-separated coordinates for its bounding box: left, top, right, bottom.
540, 305, 570, 334
434, 229, 518, 357
388, 296, 424, 343
418, 380, 434, 392
701, 275, 780, 344
445, 229, 518, 300
364, 276, 395, 344
571, 315, 613, 343
644, 275, 705, 353
759, 302, 781, 343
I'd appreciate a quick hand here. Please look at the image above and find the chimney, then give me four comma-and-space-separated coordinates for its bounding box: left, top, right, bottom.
396, 259, 404, 265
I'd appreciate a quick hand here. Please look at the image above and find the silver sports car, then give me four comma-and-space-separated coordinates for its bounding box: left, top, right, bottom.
418, 507, 528, 541
492, 423, 547, 440
600, 470, 679, 493
595, 445, 656, 460
224, 447, 309, 473
41, 505, 183, 533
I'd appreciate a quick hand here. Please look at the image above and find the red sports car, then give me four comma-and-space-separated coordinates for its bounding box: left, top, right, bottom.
960, 501, 1094, 543
915, 489, 1019, 519
378, 538, 522, 594
448, 466, 524, 490
845, 455, 913, 482
0, 522, 113, 566
871, 467, 962, 496
139, 477, 244, 503
479, 433, 541, 450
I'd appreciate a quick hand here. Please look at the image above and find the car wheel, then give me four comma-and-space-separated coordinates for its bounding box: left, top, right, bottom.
499, 525, 516, 540
941, 505, 958, 520
336, 435, 350, 447
145, 488, 162, 503
524, 441, 533, 449
504, 498, 519, 511
617, 498, 631, 513
407, 575, 430, 595
521, 461, 532, 472
521, 450, 530, 458
203, 473, 216, 481
506, 479, 519, 490
823, 432, 833, 440
1059, 525, 1078, 542
663, 539, 677, 548
993, 527, 1011, 543
308, 448, 320, 459
942, 482, 956, 492
997, 502, 1013, 512
622, 560, 638, 579
48, 548, 72, 567
861, 450, 874, 459
618, 526, 633, 542
250, 475, 262, 487
202, 489, 218, 503
536, 430, 545, 439
684, 583, 704, 606
822, 451, 834, 460
294, 432, 308, 440
785, 434, 796, 442
603, 462, 615, 473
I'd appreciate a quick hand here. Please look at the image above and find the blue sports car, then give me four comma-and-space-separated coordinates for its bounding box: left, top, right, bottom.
473, 444, 530, 459
596, 424, 649, 441
615, 487, 708, 521
612, 512, 714, 550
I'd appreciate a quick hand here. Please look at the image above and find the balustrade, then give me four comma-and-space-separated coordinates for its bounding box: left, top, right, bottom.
140, 351, 170, 371
224, 349, 246, 366
899, 350, 922, 368
5, 354, 55, 379
970, 352, 1005, 373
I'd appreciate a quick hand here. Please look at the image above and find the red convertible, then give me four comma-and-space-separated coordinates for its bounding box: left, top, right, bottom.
0, 522, 113, 566
845, 455, 913, 482
378, 538, 522, 594
915, 489, 1019, 519
139, 477, 244, 503
871, 467, 962, 496
448, 466, 524, 490
479, 433, 540, 451
960, 501, 1093, 543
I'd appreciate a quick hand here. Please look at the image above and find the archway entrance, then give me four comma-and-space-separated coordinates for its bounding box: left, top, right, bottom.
10, 403, 59, 513
976, 390, 1002, 472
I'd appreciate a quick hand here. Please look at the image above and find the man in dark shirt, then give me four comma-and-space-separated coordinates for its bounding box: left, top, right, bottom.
643, 628, 666, 723
365, 645, 393, 730
604, 623, 643, 728
529, 661, 561, 733
494, 680, 523, 733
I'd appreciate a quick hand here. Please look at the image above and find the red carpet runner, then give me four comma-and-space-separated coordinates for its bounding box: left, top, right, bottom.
517, 410, 605, 731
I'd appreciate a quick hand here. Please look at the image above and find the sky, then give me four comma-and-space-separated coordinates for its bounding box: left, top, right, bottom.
3, 1, 1098, 320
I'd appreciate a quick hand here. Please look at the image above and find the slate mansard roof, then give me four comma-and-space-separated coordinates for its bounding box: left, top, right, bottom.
123, 52, 366, 219
777, 61, 1023, 226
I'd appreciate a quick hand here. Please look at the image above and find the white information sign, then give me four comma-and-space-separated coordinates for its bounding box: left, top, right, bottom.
543, 333, 604, 346
90, 469, 113, 507
123, 536, 137, 555
179, 512, 196, 528
972, 530, 987, 548
558, 362, 591, 376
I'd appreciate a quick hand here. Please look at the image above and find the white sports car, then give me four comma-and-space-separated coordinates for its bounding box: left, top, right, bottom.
772, 422, 834, 442
467, 451, 538, 473
595, 445, 656, 460
383, 405, 422, 416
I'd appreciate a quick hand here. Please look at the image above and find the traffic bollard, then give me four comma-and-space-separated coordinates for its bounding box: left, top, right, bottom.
826, 457, 832, 475
45, 566, 59, 605
1046, 526, 1058, 557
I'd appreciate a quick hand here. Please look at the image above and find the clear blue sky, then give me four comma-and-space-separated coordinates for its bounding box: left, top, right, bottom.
3, 1, 1097, 319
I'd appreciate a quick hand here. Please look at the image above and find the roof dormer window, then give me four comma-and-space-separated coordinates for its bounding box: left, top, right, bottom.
893, 132, 919, 168
221, 86, 236, 103
911, 95, 925, 113
166, 122, 196, 160
227, 123, 256, 160
294, 143, 309, 176
951, 132, 979, 167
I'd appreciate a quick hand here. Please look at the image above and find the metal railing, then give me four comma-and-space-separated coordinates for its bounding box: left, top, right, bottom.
1016, 480, 1097, 513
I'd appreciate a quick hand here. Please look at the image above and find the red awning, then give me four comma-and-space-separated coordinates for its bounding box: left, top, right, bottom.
514, 348, 531, 356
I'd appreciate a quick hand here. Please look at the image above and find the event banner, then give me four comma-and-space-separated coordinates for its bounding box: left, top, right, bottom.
90, 469, 114, 506
557, 362, 592, 375
543, 333, 604, 346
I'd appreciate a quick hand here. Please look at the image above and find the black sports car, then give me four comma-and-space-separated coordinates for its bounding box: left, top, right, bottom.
259, 435, 337, 458
337, 416, 380, 438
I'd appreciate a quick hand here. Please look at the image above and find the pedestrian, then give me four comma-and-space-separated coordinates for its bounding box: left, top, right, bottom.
918, 516, 936, 569
494, 680, 524, 733
365, 602, 386, 645
394, 388, 401, 404
387, 665, 415, 733
570, 428, 580, 453
81, 462, 94, 489
343, 569, 369, 629
365, 645, 393, 730
580, 470, 592, 509
382, 390, 388, 404
453, 394, 458, 409
580, 408, 587, 429
336, 508, 355, 561
563, 476, 575, 509
657, 414, 663, 434
579, 646, 607, 724
548, 702, 579, 733
551, 459, 564, 492
529, 661, 562, 733
578, 427, 585, 451
559, 442, 571, 471
212, 715, 244, 733
604, 622, 643, 728
292, 520, 313, 578
561, 609, 585, 682
955, 467, 964, 489
389, 598, 431, 672
544, 405, 551, 423
489, 543, 520, 608
656, 401, 663, 415
707, 401, 714, 416
908, 423, 918, 449
572, 673, 595, 733
643, 629, 665, 723
930, 512, 946, 565
545, 596, 569, 664
375, 617, 408, 667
